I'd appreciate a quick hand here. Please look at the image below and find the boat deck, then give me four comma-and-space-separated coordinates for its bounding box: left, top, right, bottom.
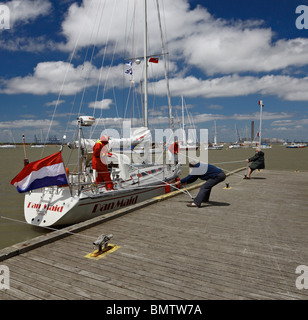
1, 169, 308, 300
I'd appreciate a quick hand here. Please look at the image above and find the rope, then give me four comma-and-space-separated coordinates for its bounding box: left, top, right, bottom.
212, 160, 246, 165
0, 216, 96, 241
177, 150, 245, 166
126, 162, 193, 198
176, 151, 246, 177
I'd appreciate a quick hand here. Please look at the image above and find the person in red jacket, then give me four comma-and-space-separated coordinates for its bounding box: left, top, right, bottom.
92, 135, 113, 190
168, 140, 179, 164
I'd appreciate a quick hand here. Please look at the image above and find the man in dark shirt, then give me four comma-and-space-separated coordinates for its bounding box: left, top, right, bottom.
175, 161, 226, 207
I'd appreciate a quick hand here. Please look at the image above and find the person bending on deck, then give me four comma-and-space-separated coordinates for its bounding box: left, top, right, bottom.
175, 161, 226, 208
92, 135, 113, 190
244, 147, 265, 179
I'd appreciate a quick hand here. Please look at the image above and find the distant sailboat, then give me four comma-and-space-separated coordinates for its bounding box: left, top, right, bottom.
253, 100, 271, 149
286, 142, 307, 148
31, 131, 45, 148
179, 96, 198, 151
0, 130, 16, 149
0, 144, 16, 149
229, 124, 242, 149
205, 120, 223, 150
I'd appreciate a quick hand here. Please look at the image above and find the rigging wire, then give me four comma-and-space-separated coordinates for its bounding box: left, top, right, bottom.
90, 0, 118, 137
77, 0, 107, 119
42, 0, 97, 159
155, 0, 173, 130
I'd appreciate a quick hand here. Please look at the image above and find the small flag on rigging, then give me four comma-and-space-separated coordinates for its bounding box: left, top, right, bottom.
125, 61, 133, 75
149, 57, 159, 63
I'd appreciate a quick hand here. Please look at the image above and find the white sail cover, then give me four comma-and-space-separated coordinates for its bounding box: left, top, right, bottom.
109, 127, 151, 149
69, 127, 151, 153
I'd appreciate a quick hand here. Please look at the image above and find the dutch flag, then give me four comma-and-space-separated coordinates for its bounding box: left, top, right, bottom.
11, 151, 68, 193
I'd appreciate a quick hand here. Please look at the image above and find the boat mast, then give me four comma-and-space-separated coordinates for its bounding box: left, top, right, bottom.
143, 0, 148, 128
182, 96, 186, 145
77, 118, 82, 194
155, 0, 173, 131
214, 120, 217, 145
259, 100, 263, 146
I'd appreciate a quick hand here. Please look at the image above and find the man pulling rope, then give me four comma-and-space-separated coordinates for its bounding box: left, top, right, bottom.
175, 160, 226, 208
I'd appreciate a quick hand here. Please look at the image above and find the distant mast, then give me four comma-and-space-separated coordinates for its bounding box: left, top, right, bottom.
213, 120, 217, 145
258, 100, 264, 146
251, 121, 254, 142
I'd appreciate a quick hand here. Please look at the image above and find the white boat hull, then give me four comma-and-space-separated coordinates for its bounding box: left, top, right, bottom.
286, 143, 306, 148
205, 145, 224, 150
0, 145, 16, 148
25, 165, 180, 227
179, 145, 199, 151
229, 144, 241, 149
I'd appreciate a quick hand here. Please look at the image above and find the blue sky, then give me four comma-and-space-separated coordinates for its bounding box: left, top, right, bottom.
1, 0, 308, 143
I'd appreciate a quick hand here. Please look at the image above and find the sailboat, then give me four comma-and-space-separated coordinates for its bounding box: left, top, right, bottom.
286, 142, 307, 148
0, 130, 16, 149
31, 131, 45, 148
17, 0, 180, 227
229, 124, 243, 149
205, 120, 224, 150
0, 144, 16, 149
179, 96, 198, 151
252, 100, 272, 149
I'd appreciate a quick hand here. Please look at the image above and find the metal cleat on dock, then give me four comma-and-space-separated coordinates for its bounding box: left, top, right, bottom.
223, 182, 232, 190
93, 234, 113, 253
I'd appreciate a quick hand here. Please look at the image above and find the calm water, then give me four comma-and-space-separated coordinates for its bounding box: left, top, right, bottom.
0, 144, 307, 249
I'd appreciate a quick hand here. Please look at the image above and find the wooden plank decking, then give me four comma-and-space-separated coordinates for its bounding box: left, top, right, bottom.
1, 169, 308, 300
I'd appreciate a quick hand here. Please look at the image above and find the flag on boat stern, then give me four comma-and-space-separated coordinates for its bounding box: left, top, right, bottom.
11, 151, 68, 193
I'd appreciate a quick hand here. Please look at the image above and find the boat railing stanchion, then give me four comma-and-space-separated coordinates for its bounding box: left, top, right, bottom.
60, 134, 73, 197
77, 118, 82, 196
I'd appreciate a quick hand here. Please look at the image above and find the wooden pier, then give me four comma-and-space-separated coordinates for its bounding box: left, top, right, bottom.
1, 169, 308, 300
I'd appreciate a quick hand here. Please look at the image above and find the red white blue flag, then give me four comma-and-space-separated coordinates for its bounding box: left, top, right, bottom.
11, 152, 68, 193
